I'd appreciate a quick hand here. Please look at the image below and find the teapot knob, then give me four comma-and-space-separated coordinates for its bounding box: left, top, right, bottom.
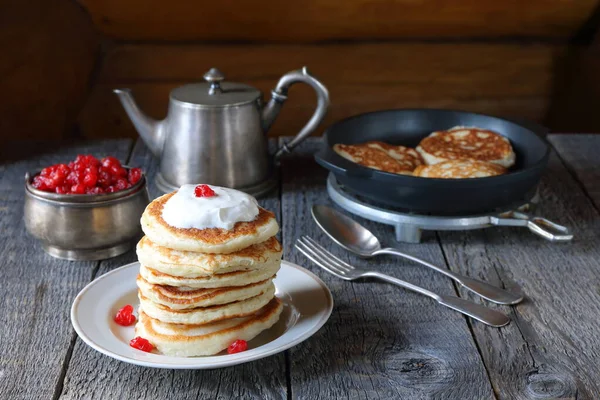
203, 68, 225, 95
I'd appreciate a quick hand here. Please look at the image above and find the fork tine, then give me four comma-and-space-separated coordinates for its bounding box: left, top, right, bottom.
295, 239, 347, 275
294, 241, 347, 278
300, 237, 352, 273
302, 236, 355, 271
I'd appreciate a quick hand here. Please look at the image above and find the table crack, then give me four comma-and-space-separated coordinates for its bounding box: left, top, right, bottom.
52, 260, 102, 400
435, 232, 499, 400
549, 141, 600, 216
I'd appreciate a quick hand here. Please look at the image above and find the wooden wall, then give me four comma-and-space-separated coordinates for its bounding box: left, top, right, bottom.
2, 1, 600, 141
0, 0, 98, 142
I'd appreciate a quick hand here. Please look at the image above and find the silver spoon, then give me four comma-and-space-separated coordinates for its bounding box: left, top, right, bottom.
312, 205, 523, 305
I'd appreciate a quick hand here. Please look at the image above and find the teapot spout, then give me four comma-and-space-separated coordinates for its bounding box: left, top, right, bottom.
113, 89, 165, 157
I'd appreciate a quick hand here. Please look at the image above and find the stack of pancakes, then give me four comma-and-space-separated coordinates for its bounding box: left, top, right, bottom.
134, 192, 283, 357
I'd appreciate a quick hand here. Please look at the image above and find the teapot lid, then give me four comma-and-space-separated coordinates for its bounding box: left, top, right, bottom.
170, 68, 261, 107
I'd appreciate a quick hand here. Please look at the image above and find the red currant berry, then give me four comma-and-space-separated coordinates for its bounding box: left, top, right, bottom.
85, 155, 100, 167
55, 185, 69, 194
86, 186, 105, 195
128, 168, 142, 185
32, 176, 50, 191
71, 184, 86, 194
227, 339, 248, 354
40, 167, 53, 177
115, 178, 128, 191
101, 156, 121, 169
130, 337, 153, 352
114, 304, 136, 326
83, 171, 98, 188
194, 184, 216, 198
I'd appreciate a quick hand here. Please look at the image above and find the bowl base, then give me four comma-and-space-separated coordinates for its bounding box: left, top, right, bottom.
42, 242, 134, 261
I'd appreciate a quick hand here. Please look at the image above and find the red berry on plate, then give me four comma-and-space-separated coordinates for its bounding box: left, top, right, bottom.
114, 304, 136, 326
130, 336, 153, 352
227, 339, 248, 354
128, 168, 142, 185
194, 184, 216, 198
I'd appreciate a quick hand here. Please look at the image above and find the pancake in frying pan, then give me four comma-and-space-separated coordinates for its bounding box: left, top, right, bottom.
416, 126, 516, 167
413, 160, 507, 179
333, 142, 422, 175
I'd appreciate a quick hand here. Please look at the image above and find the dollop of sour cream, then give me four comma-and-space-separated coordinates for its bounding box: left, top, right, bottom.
161, 184, 259, 230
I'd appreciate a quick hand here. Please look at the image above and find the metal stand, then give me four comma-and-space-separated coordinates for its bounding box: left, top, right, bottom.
326, 174, 572, 243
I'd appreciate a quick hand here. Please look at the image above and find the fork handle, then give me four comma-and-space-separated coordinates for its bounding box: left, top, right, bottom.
362, 272, 510, 327
437, 295, 510, 327
375, 247, 523, 305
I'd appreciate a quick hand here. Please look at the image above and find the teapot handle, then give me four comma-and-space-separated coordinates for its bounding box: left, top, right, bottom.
263, 67, 329, 161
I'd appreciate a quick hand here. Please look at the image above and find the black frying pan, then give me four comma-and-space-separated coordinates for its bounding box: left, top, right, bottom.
315, 109, 550, 215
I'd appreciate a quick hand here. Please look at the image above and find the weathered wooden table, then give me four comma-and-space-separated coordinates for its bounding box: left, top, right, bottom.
1, 135, 600, 399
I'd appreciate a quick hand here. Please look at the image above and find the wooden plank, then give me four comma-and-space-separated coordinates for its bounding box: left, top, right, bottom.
59, 139, 288, 400
0, 140, 132, 399
280, 138, 495, 399
0, 0, 98, 141
549, 134, 600, 208
544, 52, 600, 132
436, 147, 600, 398
78, 43, 567, 139
78, 0, 596, 41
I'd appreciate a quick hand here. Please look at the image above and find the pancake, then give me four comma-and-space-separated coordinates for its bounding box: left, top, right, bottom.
416, 126, 516, 167
135, 298, 283, 357
139, 260, 280, 289
136, 236, 282, 277
413, 160, 507, 179
365, 141, 423, 173
333, 143, 415, 175
139, 283, 276, 325
141, 192, 279, 253
137, 275, 274, 310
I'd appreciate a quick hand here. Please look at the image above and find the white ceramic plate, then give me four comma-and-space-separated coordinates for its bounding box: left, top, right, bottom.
71, 260, 333, 369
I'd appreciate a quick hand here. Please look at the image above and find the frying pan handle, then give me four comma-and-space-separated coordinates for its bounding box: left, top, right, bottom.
490, 211, 573, 242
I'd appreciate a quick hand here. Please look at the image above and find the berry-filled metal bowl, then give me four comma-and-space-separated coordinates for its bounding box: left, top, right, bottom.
24, 168, 150, 261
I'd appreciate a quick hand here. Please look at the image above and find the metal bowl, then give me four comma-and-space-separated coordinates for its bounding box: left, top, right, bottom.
24, 169, 150, 261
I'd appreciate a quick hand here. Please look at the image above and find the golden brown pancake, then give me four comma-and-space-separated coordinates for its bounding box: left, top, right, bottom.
139, 261, 280, 288
138, 283, 276, 324
413, 160, 507, 179
141, 192, 279, 253
365, 141, 424, 172
135, 298, 283, 357
137, 236, 282, 277
136, 274, 274, 310
333, 143, 419, 175
416, 126, 516, 167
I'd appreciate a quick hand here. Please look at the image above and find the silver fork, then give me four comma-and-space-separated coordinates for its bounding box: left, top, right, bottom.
295, 236, 510, 328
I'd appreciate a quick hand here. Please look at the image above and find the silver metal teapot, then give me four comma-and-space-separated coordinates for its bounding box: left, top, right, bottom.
114, 67, 329, 196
